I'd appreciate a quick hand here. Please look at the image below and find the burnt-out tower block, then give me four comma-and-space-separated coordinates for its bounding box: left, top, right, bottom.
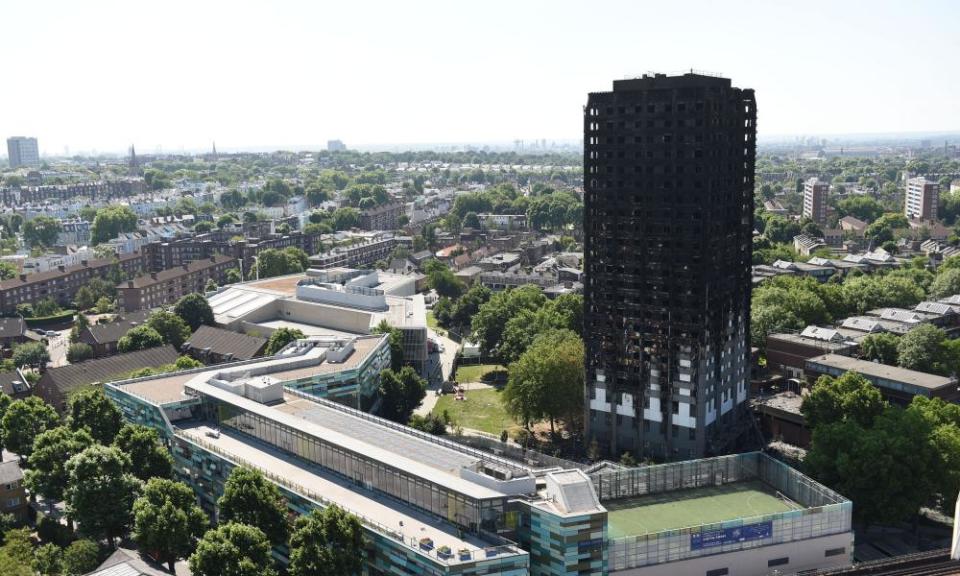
583, 73, 757, 460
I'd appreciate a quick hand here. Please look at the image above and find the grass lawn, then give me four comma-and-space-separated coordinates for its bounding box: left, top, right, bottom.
426, 311, 445, 335
432, 388, 519, 436
606, 480, 801, 538
454, 363, 507, 383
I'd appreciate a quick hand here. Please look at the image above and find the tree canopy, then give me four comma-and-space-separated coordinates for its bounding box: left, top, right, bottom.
288, 505, 365, 576
377, 366, 426, 423
113, 423, 174, 482
147, 310, 193, 349
67, 388, 123, 445
65, 444, 142, 543
91, 206, 139, 245
2, 397, 59, 460
217, 467, 289, 546
503, 329, 584, 434
133, 478, 209, 571
264, 327, 305, 355
189, 523, 277, 576
25, 426, 94, 500
174, 293, 215, 331
117, 325, 164, 353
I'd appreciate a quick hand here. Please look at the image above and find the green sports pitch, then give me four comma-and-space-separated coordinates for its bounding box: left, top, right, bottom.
605, 480, 801, 538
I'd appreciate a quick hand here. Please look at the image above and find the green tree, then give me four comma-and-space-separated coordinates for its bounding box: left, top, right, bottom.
32, 543, 63, 576
835, 196, 884, 222
23, 216, 63, 247
0, 261, 17, 281
117, 325, 164, 353
74, 286, 96, 311
841, 274, 925, 314
133, 478, 209, 571
175, 355, 203, 370
34, 297, 62, 317
289, 505, 365, 576
423, 260, 464, 299
67, 387, 123, 444
0, 528, 33, 576
147, 310, 193, 349
62, 540, 101, 576
12, 341, 50, 369
472, 285, 547, 357
377, 366, 426, 423
931, 268, 960, 299
254, 247, 309, 278
264, 327, 305, 355
503, 329, 584, 434
801, 372, 887, 430
2, 397, 59, 460
189, 523, 277, 576
461, 211, 481, 229
804, 408, 936, 526
217, 467, 289, 546
91, 206, 138, 245
897, 324, 947, 374
217, 214, 237, 229
860, 333, 900, 365
225, 268, 242, 284
174, 293, 215, 331
332, 207, 360, 231
94, 297, 114, 314
113, 424, 174, 482
65, 445, 142, 544
371, 320, 404, 371
66, 342, 93, 363
25, 426, 95, 500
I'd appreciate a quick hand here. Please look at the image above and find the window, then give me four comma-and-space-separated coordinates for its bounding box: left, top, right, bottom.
768, 557, 789, 567
706, 569, 728, 576
825, 548, 846, 557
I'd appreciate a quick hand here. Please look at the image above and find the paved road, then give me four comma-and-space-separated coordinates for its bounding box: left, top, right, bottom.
44, 328, 72, 368
414, 329, 461, 417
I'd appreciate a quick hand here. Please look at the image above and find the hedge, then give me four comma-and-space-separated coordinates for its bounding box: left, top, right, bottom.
24, 310, 77, 327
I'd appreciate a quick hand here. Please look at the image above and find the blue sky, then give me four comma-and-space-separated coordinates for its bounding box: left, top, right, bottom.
3, 0, 958, 154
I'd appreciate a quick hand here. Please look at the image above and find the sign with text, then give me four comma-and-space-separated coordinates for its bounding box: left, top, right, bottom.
690, 521, 773, 550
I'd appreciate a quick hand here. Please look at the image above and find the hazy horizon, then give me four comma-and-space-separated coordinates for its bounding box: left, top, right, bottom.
4, 0, 958, 156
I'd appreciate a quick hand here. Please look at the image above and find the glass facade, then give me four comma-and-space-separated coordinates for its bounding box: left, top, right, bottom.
207, 398, 506, 533
279, 337, 390, 409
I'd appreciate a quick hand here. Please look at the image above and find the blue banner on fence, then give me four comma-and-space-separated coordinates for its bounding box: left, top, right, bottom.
690, 521, 773, 550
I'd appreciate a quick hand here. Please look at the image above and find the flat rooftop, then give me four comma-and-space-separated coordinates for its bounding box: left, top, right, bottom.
188, 378, 506, 500
274, 396, 477, 476
115, 337, 383, 406
806, 353, 956, 390
256, 319, 361, 339
246, 275, 303, 296
606, 480, 800, 539
177, 423, 494, 557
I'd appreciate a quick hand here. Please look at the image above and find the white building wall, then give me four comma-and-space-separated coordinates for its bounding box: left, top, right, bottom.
612, 532, 853, 576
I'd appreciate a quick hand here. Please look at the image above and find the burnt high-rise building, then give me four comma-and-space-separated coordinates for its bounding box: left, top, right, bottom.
583, 73, 757, 460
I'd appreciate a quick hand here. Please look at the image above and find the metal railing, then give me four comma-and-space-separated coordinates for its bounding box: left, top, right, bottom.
174, 428, 523, 566
282, 386, 537, 475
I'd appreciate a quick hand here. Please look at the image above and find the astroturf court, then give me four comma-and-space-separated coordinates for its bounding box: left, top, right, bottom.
605, 480, 801, 538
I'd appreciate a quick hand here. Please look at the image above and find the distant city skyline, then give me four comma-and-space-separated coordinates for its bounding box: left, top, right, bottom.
3, 0, 958, 156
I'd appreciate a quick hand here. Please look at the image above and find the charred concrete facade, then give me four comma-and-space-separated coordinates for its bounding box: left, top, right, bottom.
583, 73, 756, 461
